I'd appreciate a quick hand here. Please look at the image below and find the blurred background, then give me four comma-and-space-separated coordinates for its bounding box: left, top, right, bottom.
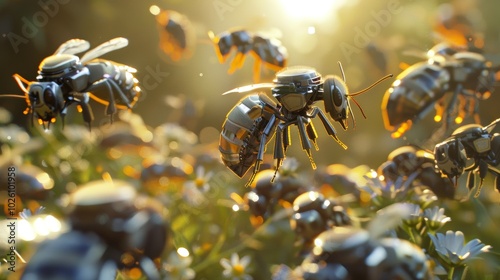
1, 0, 500, 169
1, 0, 500, 279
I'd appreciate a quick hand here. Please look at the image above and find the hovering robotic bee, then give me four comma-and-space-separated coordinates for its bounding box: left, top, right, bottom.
382, 44, 499, 138
2, 37, 141, 129
433, 2, 485, 52
209, 29, 288, 82
153, 8, 195, 62
219, 64, 392, 186
434, 118, 500, 197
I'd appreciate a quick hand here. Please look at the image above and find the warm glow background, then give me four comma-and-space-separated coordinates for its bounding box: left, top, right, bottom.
0, 0, 499, 172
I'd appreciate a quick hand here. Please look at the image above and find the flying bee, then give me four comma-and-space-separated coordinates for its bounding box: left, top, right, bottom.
208, 29, 288, 82
1, 37, 141, 129
433, 2, 485, 52
382, 45, 499, 138
219, 63, 392, 186
152, 7, 195, 62
434, 118, 500, 197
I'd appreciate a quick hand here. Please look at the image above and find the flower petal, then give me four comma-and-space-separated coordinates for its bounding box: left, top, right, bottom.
240, 255, 251, 267
220, 258, 232, 270
231, 253, 240, 265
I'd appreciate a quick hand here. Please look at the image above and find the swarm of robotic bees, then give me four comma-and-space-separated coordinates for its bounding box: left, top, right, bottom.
2, 2, 500, 280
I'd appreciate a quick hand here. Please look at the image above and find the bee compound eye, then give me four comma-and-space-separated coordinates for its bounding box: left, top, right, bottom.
332, 86, 344, 107
43, 88, 57, 108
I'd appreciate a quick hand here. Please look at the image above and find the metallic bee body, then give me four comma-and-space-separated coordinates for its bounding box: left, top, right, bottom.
220, 94, 277, 177
378, 146, 455, 199
21, 231, 120, 280
209, 29, 288, 82
382, 46, 498, 138
290, 191, 351, 242
298, 227, 431, 280
434, 118, 500, 196
6, 38, 141, 129
246, 169, 305, 219
21, 181, 169, 280
154, 9, 194, 61
220, 65, 392, 186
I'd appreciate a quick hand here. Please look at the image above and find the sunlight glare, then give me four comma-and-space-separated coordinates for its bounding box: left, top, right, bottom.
149, 5, 161, 16
280, 0, 347, 21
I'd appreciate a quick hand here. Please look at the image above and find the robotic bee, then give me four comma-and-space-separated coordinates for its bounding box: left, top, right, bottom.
378, 146, 455, 199
434, 118, 500, 197
208, 29, 288, 82
382, 44, 499, 138
219, 64, 392, 186
21, 180, 169, 280
2, 37, 141, 129
153, 8, 195, 62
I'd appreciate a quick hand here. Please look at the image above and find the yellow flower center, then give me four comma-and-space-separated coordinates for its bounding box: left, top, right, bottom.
195, 178, 205, 188
232, 264, 245, 276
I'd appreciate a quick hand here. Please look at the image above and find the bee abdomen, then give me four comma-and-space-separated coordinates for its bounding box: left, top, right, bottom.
219, 95, 272, 177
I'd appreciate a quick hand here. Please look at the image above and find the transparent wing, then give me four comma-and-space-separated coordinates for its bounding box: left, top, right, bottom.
485, 118, 500, 133
80, 37, 128, 64
53, 39, 90, 55
222, 83, 275, 95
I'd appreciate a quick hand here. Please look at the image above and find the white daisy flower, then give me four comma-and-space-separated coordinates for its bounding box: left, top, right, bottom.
220, 253, 253, 280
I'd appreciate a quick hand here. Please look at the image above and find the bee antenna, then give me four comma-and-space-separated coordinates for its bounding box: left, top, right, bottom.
349, 74, 393, 96
349, 96, 367, 119
0, 94, 28, 99
337, 61, 346, 82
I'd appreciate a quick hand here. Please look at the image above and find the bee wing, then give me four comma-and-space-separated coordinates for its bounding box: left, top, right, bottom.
485, 118, 500, 133
80, 37, 129, 64
53, 39, 90, 55
222, 83, 275, 95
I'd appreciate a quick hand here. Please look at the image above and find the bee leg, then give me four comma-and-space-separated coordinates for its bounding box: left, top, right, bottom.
314, 108, 348, 150
283, 125, 291, 151
87, 79, 117, 119
78, 101, 95, 131
306, 120, 319, 151
444, 84, 462, 130
455, 94, 467, 124
470, 97, 481, 124
107, 78, 133, 109
273, 123, 288, 182
246, 115, 278, 187
297, 116, 316, 169
434, 98, 445, 122
228, 52, 247, 74
29, 105, 35, 127
60, 107, 67, 130
467, 171, 475, 191
474, 160, 488, 197
252, 57, 262, 83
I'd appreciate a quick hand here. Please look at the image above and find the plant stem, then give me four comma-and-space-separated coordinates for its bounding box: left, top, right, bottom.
448, 265, 467, 280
